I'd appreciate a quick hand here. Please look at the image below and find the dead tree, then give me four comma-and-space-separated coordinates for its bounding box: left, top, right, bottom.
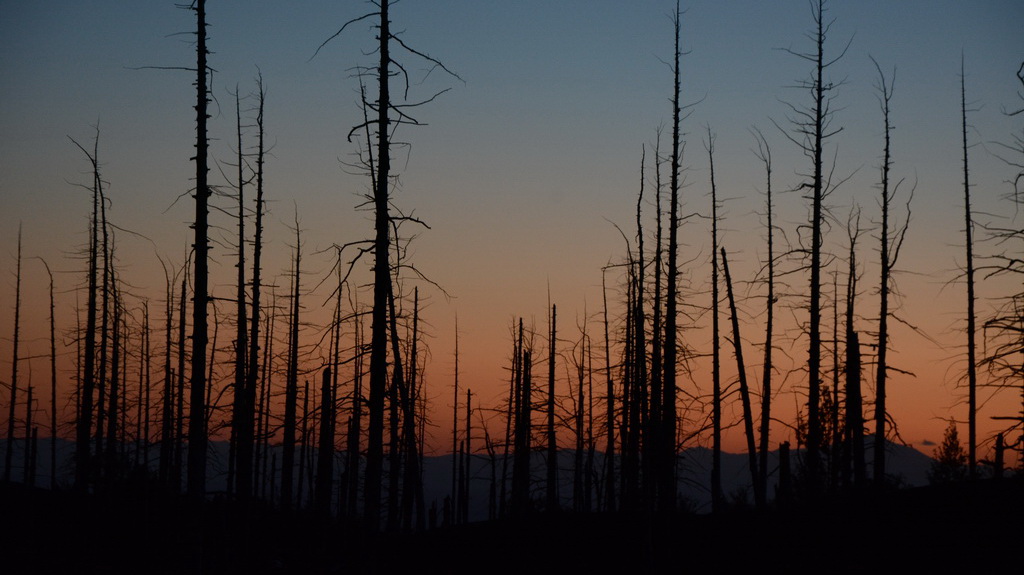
186, 0, 212, 499
708, 131, 723, 512
316, 0, 458, 530
960, 56, 979, 480
451, 318, 460, 508
174, 272, 187, 492
546, 304, 558, 512
633, 147, 651, 509
4, 224, 22, 482
228, 88, 248, 496
511, 322, 532, 516
39, 258, 58, 489
661, 0, 682, 513
314, 271, 341, 515
237, 75, 267, 501
752, 127, 775, 505
778, 0, 849, 489
650, 132, 665, 512
601, 270, 616, 512
94, 154, 111, 467
870, 57, 911, 486
281, 228, 302, 510
721, 248, 762, 507
844, 214, 866, 488
403, 288, 425, 531
105, 275, 122, 482
71, 131, 102, 491
980, 62, 1024, 470
159, 261, 175, 488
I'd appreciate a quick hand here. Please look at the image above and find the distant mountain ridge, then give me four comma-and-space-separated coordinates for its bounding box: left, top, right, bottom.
1, 437, 934, 521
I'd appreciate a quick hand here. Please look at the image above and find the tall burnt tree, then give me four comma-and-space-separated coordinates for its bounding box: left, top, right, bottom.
650, 131, 665, 509
870, 57, 910, 486
778, 0, 848, 489
708, 132, 723, 512
317, 0, 458, 530
546, 304, 558, 512
601, 269, 616, 512
844, 214, 866, 488
400, 287, 425, 531
39, 258, 58, 489
960, 57, 979, 480
281, 225, 302, 510
752, 127, 775, 504
159, 260, 175, 488
451, 317, 460, 509
237, 75, 267, 501
722, 246, 761, 507
4, 224, 22, 483
661, 0, 682, 513
71, 132, 102, 491
228, 88, 248, 496
186, 0, 212, 499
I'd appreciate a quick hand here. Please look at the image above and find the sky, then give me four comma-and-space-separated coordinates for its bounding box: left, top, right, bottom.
1, 0, 1022, 463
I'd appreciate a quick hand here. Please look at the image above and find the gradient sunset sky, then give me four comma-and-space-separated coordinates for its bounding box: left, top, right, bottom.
1, 1, 1022, 461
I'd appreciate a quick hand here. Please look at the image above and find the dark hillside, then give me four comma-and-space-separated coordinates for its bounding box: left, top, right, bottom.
3, 477, 1020, 574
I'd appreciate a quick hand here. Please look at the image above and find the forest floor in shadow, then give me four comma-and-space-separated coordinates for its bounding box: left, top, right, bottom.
3, 477, 1021, 574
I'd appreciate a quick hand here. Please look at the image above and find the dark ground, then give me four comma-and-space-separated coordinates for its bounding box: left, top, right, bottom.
2, 478, 1021, 574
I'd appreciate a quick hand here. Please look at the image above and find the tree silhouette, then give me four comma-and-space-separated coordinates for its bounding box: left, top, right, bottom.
960, 56, 979, 480
186, 0, 212, 500
660, 0, 683, 514
777, 0, 849, 490
928, 421, 967, 484
4, 224, 22, 483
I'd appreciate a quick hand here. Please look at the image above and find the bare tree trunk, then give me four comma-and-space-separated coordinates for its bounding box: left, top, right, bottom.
753, 129, 774, 505
844, 230, 865, 487
499, 320, 519, 518
142, 303, 151, 474
281, 238, 302, 510
159, 266, 174, 488
346, 294, 363, 516
802, 0, 829, 491
396, 287, 423, 531
708, 132, 723, 512
364, 0, 393, 532
72, 132, 101, 492
174, 274, 186, 493
41, 259, 58, 489
228, 89, 248, 498
237, 75, 266, 501
721, 248, 762, 507
314, 268, 341, 516
661, 0, 682, 512
95, 177, 110, 469
187, 0, 211, 500
573, 332, 585, 512
23, 385, 33, 484
461, 388, 472, 525
451, 317, 459, 508
633, 147, 652, 509
546, 304, 558, 512
4, 225, 22, 483
314, 370, 336, 516
105, 279, 122, 481
256, 290, 277, 500
650, 134, 664, 510
961, 57, 978, 480
512, 321, 531, 516
602, 271, 616, 512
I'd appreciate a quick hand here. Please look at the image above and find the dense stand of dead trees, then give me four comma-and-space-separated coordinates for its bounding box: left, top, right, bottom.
5, 3, 1024, 541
